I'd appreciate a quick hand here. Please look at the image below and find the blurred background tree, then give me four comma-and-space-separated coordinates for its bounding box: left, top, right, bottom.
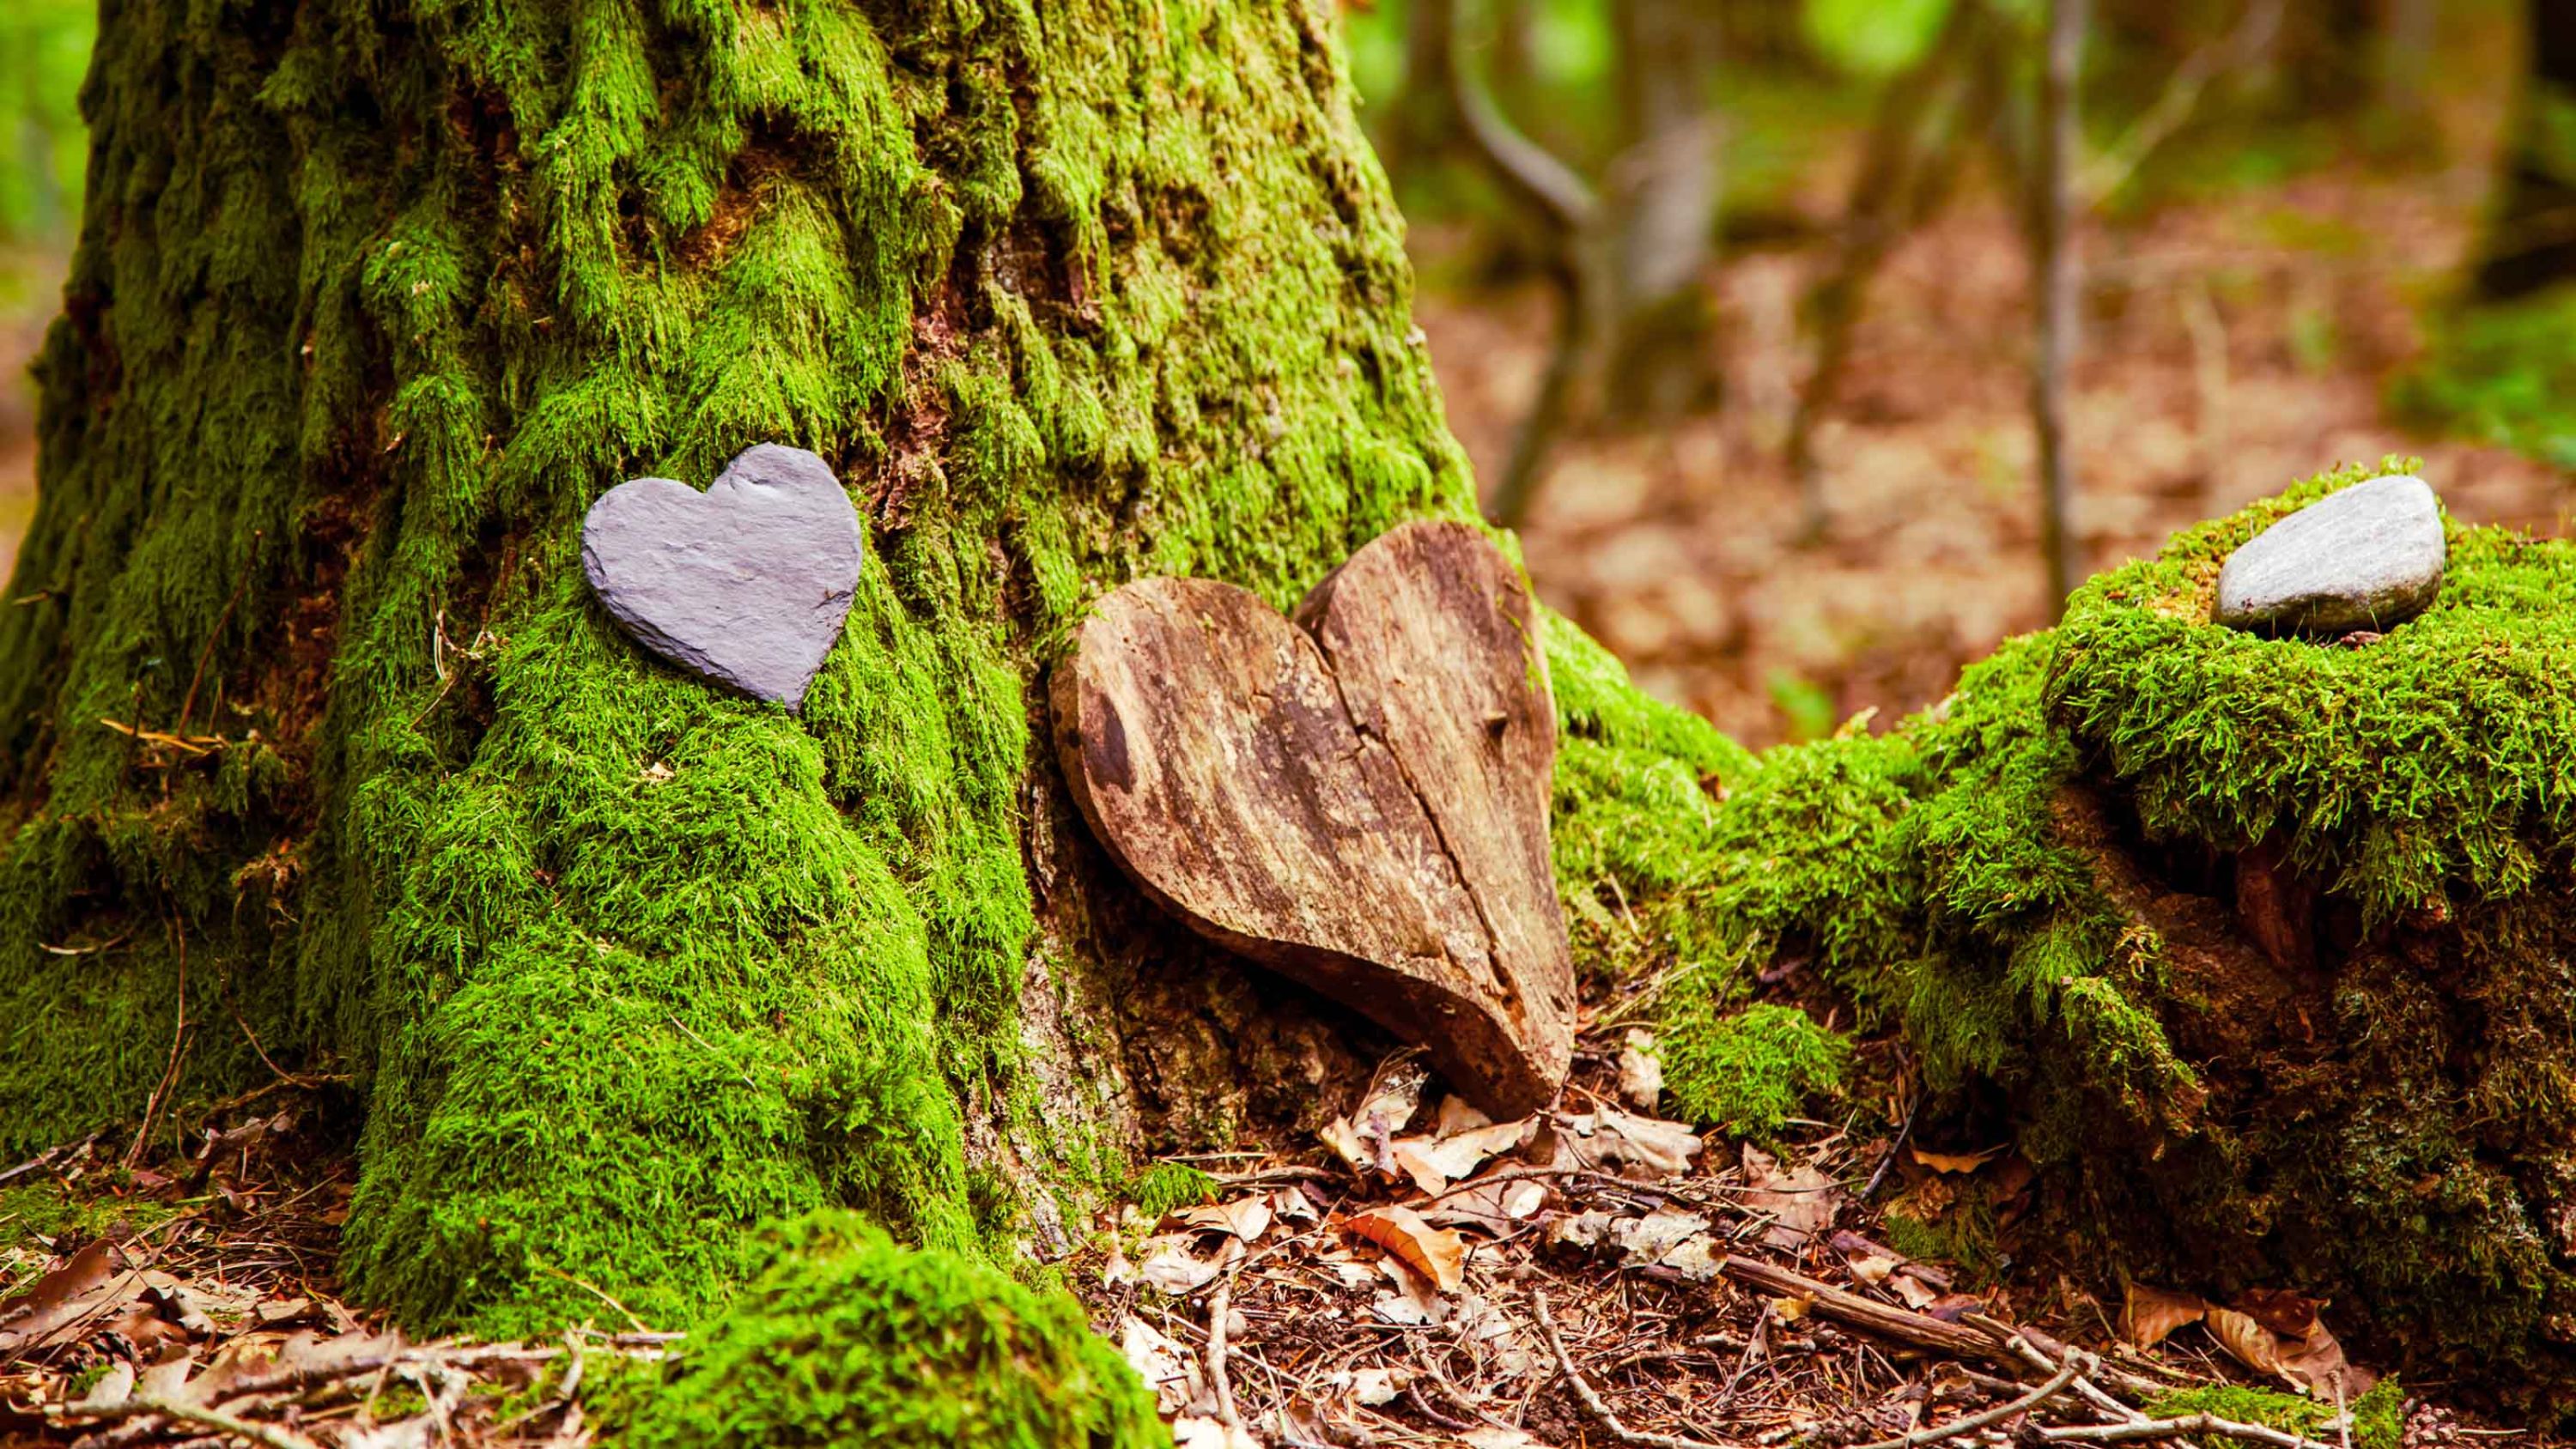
0, 0, 2563, 744
0, 0, 90, 580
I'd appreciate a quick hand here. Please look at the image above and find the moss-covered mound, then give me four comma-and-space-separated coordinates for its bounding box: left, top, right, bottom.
620, 1211, 1161, 1448
1595, 464, 2576, 1416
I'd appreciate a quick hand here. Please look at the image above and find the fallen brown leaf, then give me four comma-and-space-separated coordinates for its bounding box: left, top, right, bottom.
1907, 1144, 2006, 1175
1346, 1205, 1467, 1292
2122, 1282, 2211, 1350
1741, 1145, 1840, 1251
2205, 1306, 2287, 1380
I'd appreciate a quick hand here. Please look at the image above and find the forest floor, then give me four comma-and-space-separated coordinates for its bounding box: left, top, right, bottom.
0, 1016, 2535, 1449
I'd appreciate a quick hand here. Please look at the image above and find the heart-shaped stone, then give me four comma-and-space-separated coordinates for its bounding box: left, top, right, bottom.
1051, 521, 1576, 1116
581, 444, 863, 710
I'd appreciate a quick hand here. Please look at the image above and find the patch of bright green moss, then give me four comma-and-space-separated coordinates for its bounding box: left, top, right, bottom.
617, 1211, 1163, 1449
1125, 1162, 1218, 1221
1657, 1003, 1849, 1140
2146, 1379, 2404, 1449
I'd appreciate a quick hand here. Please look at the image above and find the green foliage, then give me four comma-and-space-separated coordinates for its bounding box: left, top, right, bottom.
2395, 285, 2576, 469
2145, 1379, 2405, 1449
1657, 1002, 1848, 1139
1126, 1162, 1218, 1219
618, 1211, 1164, 1449
1801, 0, 1953, 79
0, 0, 88, 249
0, 0, 1464, 1339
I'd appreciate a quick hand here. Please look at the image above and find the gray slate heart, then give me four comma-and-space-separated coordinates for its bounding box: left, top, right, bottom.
2215, 474, 2445, 636
581, 444, 862, 710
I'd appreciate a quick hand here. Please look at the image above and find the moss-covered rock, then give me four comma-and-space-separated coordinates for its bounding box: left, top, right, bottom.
1597, 464, 2576, 1416
619, 1211, 1163, 1448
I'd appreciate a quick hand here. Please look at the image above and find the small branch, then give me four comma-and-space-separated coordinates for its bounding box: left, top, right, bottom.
1531, 1282, 1734, 1449
2041, 1415, 2336, 1449
118, 1397, 320, 1449
1207, 1238, 1247, 1428
1719, 1255, 1997, 1361
1855, 1351, 2088, 1449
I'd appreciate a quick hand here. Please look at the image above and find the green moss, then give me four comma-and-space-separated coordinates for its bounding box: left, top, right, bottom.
1125, 1162, 1218, 1220
0, 0, 1467, 1340
618, 1210, 1163, 1449
2145, 1379, 2404, 1449
1563, 464, 2576, 1414
1658, 1003, 1849, 1140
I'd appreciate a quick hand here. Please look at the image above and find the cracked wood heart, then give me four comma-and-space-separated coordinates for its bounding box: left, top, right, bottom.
1052, 520, 1576, 1115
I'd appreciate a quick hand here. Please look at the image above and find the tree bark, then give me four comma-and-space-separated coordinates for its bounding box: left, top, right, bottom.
0, 0, 1473, 1338
1601, 0, 1722, 418
2476, 0, 2576, 300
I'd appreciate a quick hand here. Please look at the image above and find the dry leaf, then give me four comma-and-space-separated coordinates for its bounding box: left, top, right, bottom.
1372, 1258, 1446, 1325
1101, 1235, 1137, 1288
1177, 1195, 1273, 1242
2205, 1306, 2288, 1380
1741, 1145, 1840, 1251
1552, 1106, 1703, 1180
1845, 1254, 1898, 1286
1618, 1028, 1664, 1113
1434, 1094, 1492, 1137
1346, 1205, 1467, 1292
1889, 1275, 1941, 1312
1136, 1235, 1224, 1294
1610, 1209, 1710, 1265
1423, 1176, 1547, 1235
1908, 1144, 2007, 1175
1120, 1316, 1200, 1414
1334, 1367, 1406, 1406
1659, 1236, 1724, 1282
2233, 1287, 2322, 1339
1389, 1119, 1530, 1194
2275, 1313, 2377, 1398
1174, 1416, 1261, 1449
69, 1361, 133, 1413
2123, 1282, 2211, 1350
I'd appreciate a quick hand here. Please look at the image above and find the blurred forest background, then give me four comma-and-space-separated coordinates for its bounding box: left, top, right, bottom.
0, 0, 2571, 745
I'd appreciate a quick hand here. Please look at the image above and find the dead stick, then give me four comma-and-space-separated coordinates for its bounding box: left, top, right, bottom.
1207, 1237, 1247, 1428
2042, 1415, 2335, 1449
1856, 1352, 2089, 1449
92, 1397, 321, 1449
1531, 1283, 1735, 1449
1719, 1255, 1999, 1361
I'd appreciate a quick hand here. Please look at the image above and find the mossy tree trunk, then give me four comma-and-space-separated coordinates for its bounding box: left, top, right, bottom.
0, 0, 1498, 1341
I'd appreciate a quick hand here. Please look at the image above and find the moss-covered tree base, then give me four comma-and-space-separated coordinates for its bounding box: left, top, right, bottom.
1588, 464, 2576, 1419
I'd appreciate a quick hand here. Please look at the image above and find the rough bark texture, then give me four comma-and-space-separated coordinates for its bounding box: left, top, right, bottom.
0, 0, 1484, 1343
1053, 520, 1574, 1117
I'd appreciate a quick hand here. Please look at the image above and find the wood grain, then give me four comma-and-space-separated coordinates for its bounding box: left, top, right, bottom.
1051, 521, 1576, 1115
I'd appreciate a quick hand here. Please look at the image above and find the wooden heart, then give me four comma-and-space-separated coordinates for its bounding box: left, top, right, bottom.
581, 444, 863, 711
1051, 520, 1575, 1115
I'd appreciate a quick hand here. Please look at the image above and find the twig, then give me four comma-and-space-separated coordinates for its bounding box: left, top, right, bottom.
2041, 1415, 2335, 1449
1861, 1090, 1923, 1203
128, 912, 191, 1169
1207, 1237, 1247, 1428
114, 1397, 320, 1449
1720, 1255, 1997, 1361
1855, 1352, 2089, 1449
1530, 1282, 1734, 1449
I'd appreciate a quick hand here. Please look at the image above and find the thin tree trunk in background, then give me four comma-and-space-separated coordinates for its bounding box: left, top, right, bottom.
2033, 0, 2087, 614
1391, 0, 1464, 178
1601, 0, 1722, 418
2475, 0, 2576, 300
2375, 0, 2436, 131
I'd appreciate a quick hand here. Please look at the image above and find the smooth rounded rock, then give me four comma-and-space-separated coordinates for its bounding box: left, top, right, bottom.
2213, 475, 2445, 636
581, 444, 863, 710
